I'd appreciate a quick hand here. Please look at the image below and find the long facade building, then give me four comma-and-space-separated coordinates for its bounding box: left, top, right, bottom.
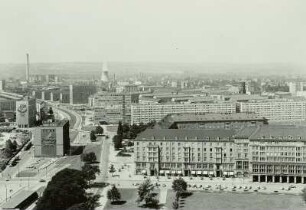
89, 92, 139, 124
239, 100, 306, 122
134, 125, 306, 183
157, 113, 267, 130
131, 103, 236, 124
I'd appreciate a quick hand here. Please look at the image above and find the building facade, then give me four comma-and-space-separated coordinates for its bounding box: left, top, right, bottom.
16, 97, 36, 128
69, 84, 97, 105
134, 125, 306, 183
33, 120, 70, 157
239, 100, 306, 122
89, 92, 139, 124
131, 103, 236, 124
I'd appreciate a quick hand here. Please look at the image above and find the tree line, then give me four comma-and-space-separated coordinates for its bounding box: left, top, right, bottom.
113, 121, 155, 150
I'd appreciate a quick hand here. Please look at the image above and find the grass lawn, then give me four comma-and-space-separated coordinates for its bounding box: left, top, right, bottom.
105, 188, 161, 210
166, 190, 306, 210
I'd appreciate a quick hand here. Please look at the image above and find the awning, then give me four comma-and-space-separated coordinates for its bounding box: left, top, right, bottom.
165, 170, 170, 174
171, 171, 176, 174
223, 172, 228, 176
229, 172, 234, 176
203, 171, 208, 175
197, 171, 202, 175
191, 171, 196, 175
209, 171, 214, 175
177, 171, 182, 174
159, 170, 164, 174
141, 170, 147, 175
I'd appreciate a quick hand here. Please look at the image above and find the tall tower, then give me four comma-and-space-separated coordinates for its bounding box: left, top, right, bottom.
26, 53, 30, 82
100, 62, 109, 82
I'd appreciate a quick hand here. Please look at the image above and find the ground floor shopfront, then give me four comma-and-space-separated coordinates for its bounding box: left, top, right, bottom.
136, 168, 236, 177
252, 174, 306, 183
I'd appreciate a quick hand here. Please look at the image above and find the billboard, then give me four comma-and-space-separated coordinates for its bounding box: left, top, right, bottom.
41, 128, 57, 156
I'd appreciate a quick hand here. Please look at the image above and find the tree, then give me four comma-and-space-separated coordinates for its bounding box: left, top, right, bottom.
48, 107, 54, 115
109, 164, 116, 177
113, 135, 122, 150
81, 152, 97, 163
172, 177, 187, 195
36, 169, 89, 210
302, 188, 306, 203
107, 185, 121, 203
172, 200, 179, 209
137, 179, 159, 207
117, 121, 123, 136
67, 194, 100, 210
85, 194, 100, 210
6, 140, 17, 152
12, 140, 18, 150
95, 126, 104, 135
90, 131, 97, 141
82, 164, 100, 182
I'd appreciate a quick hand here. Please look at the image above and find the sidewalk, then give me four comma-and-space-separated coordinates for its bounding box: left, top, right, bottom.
95, 185, 111, 210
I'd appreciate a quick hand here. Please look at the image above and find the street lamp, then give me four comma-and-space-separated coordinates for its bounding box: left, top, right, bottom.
5, 184, 7, 202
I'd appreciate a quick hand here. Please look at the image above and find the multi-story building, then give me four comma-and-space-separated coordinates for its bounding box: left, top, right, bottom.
131, 103, 236, 124
16, 97, 37, 128
157, 113, 267, 130
33, 120, 70, 157
0, 80, 5, 91
248, 125, 306, 184
89, 92, 139, 124
134, 129, 237, 177
0, 98, 16, 112
134, 125, 306, 183
239, 100, 306, 122
69, 84, 97, 105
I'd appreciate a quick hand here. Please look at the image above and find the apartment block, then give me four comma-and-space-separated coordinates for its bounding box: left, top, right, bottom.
131, 103, 236, 124
239, 100, 306, 122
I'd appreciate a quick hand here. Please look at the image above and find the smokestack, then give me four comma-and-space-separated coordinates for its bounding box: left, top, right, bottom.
26, 53, 30, 82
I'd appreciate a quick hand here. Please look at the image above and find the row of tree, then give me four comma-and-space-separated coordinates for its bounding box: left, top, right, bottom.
117, 121, 156, 140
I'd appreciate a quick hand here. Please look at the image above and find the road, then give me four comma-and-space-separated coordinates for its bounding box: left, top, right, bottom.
1, 149, 34, 179
97, 135, 112, 182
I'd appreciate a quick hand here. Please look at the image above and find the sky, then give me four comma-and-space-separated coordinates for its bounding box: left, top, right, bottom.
0, 0, 306, 65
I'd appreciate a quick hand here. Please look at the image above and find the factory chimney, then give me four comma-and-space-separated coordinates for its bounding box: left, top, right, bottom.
26, 53, 30, 82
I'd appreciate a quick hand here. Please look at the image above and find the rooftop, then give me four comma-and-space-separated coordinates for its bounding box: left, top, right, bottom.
168, 113, 265, 122
250, 125, 306, 140
136, 129, 236, 141
156, 113, 266, 129
41, 119, 69, 127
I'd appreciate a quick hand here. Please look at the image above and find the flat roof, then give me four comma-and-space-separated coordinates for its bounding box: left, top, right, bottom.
41, 119, 69, 127
167, 113, 266, 123
136, 129, 236, 141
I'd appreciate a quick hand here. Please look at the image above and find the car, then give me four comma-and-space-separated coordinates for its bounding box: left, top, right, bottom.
39, 179, 46, 182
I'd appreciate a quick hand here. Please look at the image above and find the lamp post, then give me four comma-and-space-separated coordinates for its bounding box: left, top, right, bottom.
5, 184, 7, 202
